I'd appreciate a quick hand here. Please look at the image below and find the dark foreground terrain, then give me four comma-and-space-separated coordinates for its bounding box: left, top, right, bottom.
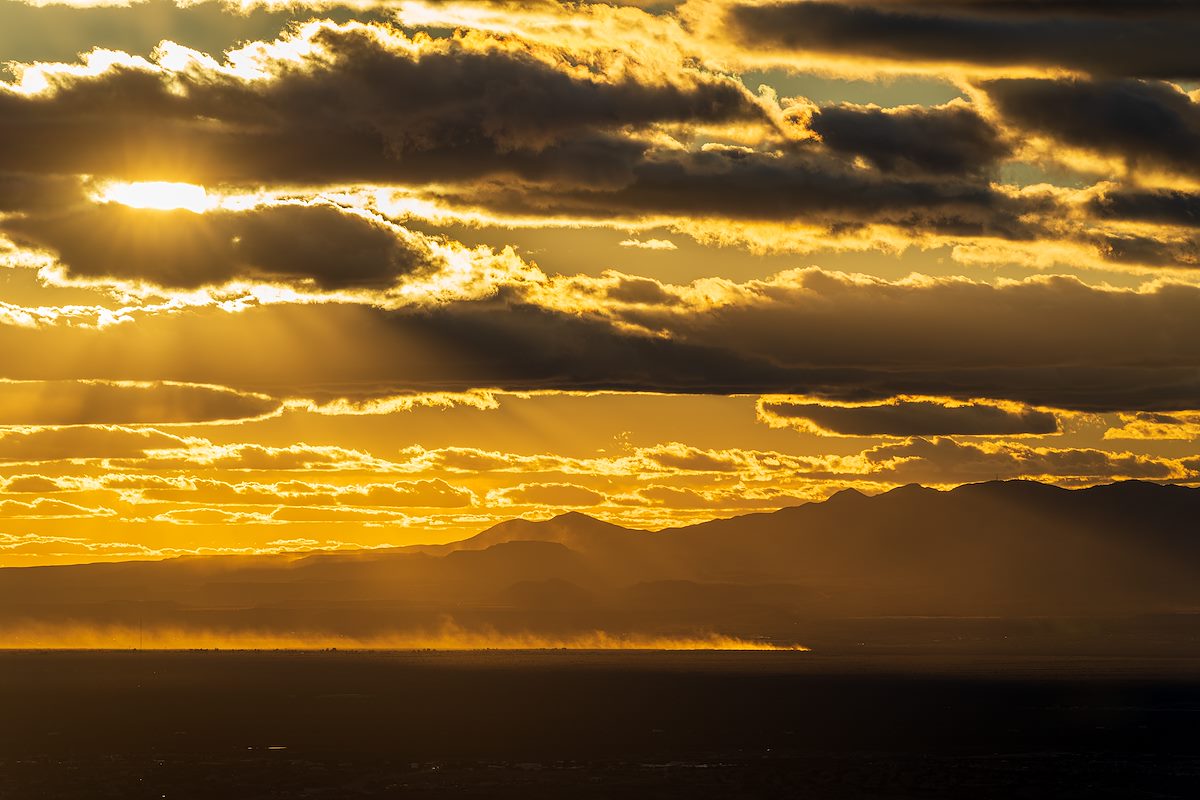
1, 650, 1198, 799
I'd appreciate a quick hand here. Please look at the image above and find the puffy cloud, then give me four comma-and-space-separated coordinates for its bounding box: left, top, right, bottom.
5, 201, 440, 290
2, 474, 68, 493
810, 101, 1008, 176
982, 77, 1200, 178
618, 238, 677, 250
0, 0, 339, 68
758, 396, 1061, 437
0, 20, 767, 187
0, 19, 1083, 248
1089, 188, 1200, 229
1104, 411, 1200, 440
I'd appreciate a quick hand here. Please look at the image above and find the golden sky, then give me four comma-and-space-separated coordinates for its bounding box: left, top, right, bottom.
1, 0, 1199, 566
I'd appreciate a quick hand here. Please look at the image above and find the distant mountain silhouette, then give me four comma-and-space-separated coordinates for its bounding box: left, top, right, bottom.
2, 481, 1198, 652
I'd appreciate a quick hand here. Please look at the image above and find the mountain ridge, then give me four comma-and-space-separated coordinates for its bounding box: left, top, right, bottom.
2, 479, 1198, 652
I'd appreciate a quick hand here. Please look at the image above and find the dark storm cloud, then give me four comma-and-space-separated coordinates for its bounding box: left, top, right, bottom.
4, 202, 435, 290
0, 22, 764, 187
1081, 188, 1200, 269
454, 147, 1046, 237
724, 1, 1200, 78
607, 271, 1200, 410
760, 398, 1059, 436
0, 21, 1059, 241
982, 78, 1200, 177
4, 271, 1200, 411
1090, 189, 1200, 229
810, 103, 1008, 176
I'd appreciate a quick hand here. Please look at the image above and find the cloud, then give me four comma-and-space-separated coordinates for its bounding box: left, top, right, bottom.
340, 479, 476, 508
723, 1, 1200, 78
618, 238, 677, 250
810, 101, 1009, 176
444, 146, 1047, 237
1, 474, 65, 493
0, 172, 86, 212
396, 440, 830, 480
622, 484, 802, 510
758, 396, 1061, 437
5, 201, 439, 290
0, 531, 157, 559
152, 507, 278, 525
136, 476, 475, 507
269, 506, 412, 522
491, 482, 608, 506
0, 20, 767, 187
1104, 411, 1200, 440
5, 269, 1200, 411
0, 20, 1072, 248
0, 497, 115, 518
862, 437, 1186, 484
0, 425, 192, 462
1089, 188, 1200, 229
115, 442, 394, 472
0, 380, 278, 425
982, 77, 1200, 178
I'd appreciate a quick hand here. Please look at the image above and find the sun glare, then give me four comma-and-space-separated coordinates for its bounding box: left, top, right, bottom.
99, 181, 214, 213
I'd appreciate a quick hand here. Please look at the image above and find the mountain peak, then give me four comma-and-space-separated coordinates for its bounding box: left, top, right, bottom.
549, 510, 600, 523
950, 479, 1066, 497
824, 487, 867, 504
883, 483, 938, 498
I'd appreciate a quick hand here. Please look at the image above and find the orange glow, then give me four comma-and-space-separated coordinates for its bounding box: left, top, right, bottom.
0, 624, 809, 652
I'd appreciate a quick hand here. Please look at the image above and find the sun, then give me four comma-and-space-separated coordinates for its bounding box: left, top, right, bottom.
98, 181, 214, 213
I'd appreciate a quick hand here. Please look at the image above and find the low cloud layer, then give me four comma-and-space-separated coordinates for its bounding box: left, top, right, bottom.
759, 396, 1060, 437
0, 380, 278, 425
1, 270, 1200, 411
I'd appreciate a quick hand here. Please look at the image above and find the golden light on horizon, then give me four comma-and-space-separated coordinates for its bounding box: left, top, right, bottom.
98, 181, 214, 213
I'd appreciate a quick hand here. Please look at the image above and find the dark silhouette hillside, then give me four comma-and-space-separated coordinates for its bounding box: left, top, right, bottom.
2, 481, 1198, 651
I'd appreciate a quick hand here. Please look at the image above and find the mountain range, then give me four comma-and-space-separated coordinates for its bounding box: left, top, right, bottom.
2, 480, 1198, 652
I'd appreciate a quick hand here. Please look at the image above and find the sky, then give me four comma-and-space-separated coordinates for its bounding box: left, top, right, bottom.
1, 0, 1199, 566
